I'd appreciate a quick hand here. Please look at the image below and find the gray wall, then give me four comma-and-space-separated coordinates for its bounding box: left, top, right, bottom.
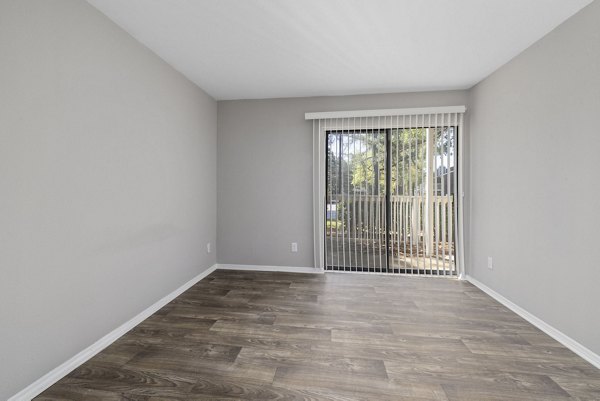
0, 1, 217, 398
468, 0, 600, 355
217, 91, 468, 267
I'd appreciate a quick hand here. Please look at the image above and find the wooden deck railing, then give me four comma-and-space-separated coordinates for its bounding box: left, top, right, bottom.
325, 194, 455, 272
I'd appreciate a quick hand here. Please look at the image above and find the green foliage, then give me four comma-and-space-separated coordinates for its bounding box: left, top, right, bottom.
328, 127, 453, 197
350, 128, 429, 195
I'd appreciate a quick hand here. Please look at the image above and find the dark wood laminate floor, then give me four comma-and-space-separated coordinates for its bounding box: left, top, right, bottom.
37, 270, 600, 400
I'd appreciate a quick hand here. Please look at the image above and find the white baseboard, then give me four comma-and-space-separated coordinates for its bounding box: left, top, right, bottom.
466, 275, 600, 369
217, 263, 323, 274
9, 264, 218, 401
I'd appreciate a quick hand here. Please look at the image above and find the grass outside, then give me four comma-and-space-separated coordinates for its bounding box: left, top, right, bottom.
326, 220, 342, 231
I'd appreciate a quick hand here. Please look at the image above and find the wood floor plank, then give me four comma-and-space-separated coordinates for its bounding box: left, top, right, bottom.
236, 347, 388, 378
50, 363, 198, 398
124, 344, 242, 374
273, 366, 448, 400
210, 320, 332, 341
549, 375, 600, 400
440, 373, 573, 401
189, 374, 366, 401
35, 384, 126, 401
274, 313, 394, 332
36, 270, 600, 400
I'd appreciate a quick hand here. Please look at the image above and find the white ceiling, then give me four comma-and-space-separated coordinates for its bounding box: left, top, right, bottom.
87, 0, 592, 100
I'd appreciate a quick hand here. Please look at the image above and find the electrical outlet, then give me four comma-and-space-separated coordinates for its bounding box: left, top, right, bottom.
487, 256, 493, 270
207, 242, 211, 253
291, 242, 298, 253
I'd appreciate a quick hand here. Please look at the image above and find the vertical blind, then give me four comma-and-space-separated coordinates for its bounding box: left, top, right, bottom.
308, 107, 465, 276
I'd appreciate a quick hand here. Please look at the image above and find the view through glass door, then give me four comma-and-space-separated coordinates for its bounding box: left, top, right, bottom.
325, 122, 457, 275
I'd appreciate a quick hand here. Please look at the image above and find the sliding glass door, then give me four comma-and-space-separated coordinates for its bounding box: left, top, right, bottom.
325, 120, 457, 275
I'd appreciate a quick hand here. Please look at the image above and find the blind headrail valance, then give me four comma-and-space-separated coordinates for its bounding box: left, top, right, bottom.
305, 106, 466, 120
